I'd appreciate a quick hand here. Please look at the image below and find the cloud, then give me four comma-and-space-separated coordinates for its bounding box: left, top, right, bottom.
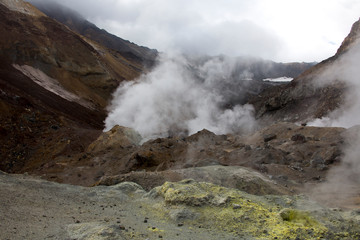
28, 0, 360, 62
105, 53, 257, 140
87, 1, 283, 59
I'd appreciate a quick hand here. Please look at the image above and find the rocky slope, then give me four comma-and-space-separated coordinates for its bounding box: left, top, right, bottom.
250, 18, 360, 124
28, 0, 158, 67
28, 122, 346, 195
0, 0, 146, 173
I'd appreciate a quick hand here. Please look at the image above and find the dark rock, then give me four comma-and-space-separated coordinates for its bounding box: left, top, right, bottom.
169, 208, 199, 222
264, 134, 277, 142
245, 145, 252, 151
310, 157, 324, 168
50, 125, 59, 130
291, 134, 306, 143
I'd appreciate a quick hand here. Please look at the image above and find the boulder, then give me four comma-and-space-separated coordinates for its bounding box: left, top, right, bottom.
87, 125, 142, 153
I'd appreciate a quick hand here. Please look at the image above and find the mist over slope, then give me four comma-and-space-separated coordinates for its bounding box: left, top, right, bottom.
105, 53, 257, 139
249, 19, 360, 125
303, 19, 360, 206
309, 40, 360, 128
105, 53, 314, 139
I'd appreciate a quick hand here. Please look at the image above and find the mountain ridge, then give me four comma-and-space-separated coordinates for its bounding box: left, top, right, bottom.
28, 0, 158, 66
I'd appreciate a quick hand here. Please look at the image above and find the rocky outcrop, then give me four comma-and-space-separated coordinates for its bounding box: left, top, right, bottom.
97, 165, 291, 195
336, 17, 360, 56
87, 125, 142, 153
28, 122, 346, 196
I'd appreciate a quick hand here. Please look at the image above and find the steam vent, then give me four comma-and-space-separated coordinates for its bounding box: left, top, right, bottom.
1, 0, 360, 239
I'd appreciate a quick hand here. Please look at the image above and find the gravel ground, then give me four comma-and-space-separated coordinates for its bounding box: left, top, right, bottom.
0, 171, 238, 240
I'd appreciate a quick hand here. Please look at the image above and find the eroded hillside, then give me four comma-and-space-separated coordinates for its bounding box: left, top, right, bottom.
0, 0, 146, 173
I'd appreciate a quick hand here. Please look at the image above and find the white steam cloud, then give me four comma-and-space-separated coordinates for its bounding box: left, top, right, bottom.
308, 39, 360, 207
309, 40, 360, 128
105, 53, 256, 140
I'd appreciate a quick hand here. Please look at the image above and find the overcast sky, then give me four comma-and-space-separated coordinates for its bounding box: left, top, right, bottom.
32, 0, 360, 62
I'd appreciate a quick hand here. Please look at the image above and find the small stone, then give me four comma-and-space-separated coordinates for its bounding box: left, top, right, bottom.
51, 125, 59, 130
75, 220, 80, 223
233, 204, 242, 209
264, 134, 277, 142
119, 225, 126, 230
158, 235, 163, 238
178, 223, 184, 227
291, 134, 306, 143
144, 219, 148, 223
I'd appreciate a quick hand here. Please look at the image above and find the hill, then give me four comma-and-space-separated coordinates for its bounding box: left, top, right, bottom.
28, 0, 158, 66
250, 18, 360, 125
0, 0, 146, 173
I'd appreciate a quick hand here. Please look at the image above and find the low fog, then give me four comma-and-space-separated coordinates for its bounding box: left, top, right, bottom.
105, 53, 257, 140
309, 42, 360, 128
308, 39, 360, 206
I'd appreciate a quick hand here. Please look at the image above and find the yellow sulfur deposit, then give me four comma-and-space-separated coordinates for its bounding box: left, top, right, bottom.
155, 179, 328, 239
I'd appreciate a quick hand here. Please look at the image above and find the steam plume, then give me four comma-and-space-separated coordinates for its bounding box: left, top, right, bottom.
105, 53, 257, 140
309, 41, 360, 128
308, 40, 360, 207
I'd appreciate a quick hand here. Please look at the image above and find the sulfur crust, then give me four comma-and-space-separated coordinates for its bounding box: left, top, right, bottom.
154, 180, 329, 239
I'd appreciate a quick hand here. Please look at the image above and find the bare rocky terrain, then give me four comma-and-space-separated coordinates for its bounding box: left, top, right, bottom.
1, 171, 360, 240
1, 1, 360, 239
0, 171, 237, 240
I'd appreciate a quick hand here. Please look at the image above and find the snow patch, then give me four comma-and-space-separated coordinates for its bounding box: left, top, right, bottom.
263, 76, 293, 82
